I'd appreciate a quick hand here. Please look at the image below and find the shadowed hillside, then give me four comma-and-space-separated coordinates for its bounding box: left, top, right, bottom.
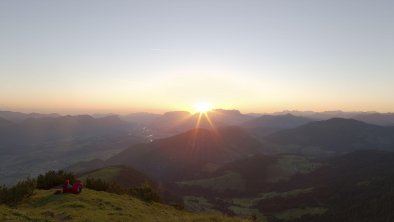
78, 165, 156, 189
107, 127, 264, 181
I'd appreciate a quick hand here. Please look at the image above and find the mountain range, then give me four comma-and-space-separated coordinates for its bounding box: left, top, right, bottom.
0, 110, 60, 123
264, 118, 394, 154
2, 109, 394, 221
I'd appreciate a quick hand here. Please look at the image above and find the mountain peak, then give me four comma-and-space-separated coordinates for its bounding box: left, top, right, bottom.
320, 118, 371, 126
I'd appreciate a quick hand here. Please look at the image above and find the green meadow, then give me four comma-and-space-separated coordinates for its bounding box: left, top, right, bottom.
0, 189, 248, 222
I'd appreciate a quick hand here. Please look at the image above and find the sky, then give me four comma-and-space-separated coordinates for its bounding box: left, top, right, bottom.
0, 0, 393, 114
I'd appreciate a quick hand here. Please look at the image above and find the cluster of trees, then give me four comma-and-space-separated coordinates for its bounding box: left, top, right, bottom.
36, 170, 75, 189
0, 178, 36, 205
0, 170, 75, 205
1, 170, 161, 205
85, 177, 160, 202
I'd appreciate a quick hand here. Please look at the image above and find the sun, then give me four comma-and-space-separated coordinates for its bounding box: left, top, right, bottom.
194, 102, 212, 113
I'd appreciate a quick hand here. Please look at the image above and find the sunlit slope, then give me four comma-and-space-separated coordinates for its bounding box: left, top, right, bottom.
0, 189, 248, 222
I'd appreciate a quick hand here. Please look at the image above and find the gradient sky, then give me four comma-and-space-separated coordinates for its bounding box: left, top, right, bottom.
1, 0, 393, 114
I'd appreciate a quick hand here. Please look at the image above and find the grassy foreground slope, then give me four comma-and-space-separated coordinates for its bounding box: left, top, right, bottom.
0, 189, 248, 222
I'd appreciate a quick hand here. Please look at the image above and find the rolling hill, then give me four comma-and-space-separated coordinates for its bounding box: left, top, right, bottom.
78, 165, 156, 189
107, 126, 264, 181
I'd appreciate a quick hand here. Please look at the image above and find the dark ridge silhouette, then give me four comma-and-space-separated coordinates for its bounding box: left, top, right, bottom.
353, 112, 394, 126
0, 110, 60, 123
243, 113, 313, 130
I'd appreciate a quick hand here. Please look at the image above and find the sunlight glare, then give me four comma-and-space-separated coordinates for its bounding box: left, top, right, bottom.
194, 102, 212, 113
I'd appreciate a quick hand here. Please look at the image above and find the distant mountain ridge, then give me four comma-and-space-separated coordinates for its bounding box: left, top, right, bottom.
265, 118, 394, 153
0, 110, 60, 123
268, 110, 394, 126
353, 113, 394, 126
243, 114, 314, 130
120, 112, 161, 125
147, 109, 253, 138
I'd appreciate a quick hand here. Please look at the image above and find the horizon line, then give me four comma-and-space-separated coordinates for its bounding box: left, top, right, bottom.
1, 108, 392, 116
